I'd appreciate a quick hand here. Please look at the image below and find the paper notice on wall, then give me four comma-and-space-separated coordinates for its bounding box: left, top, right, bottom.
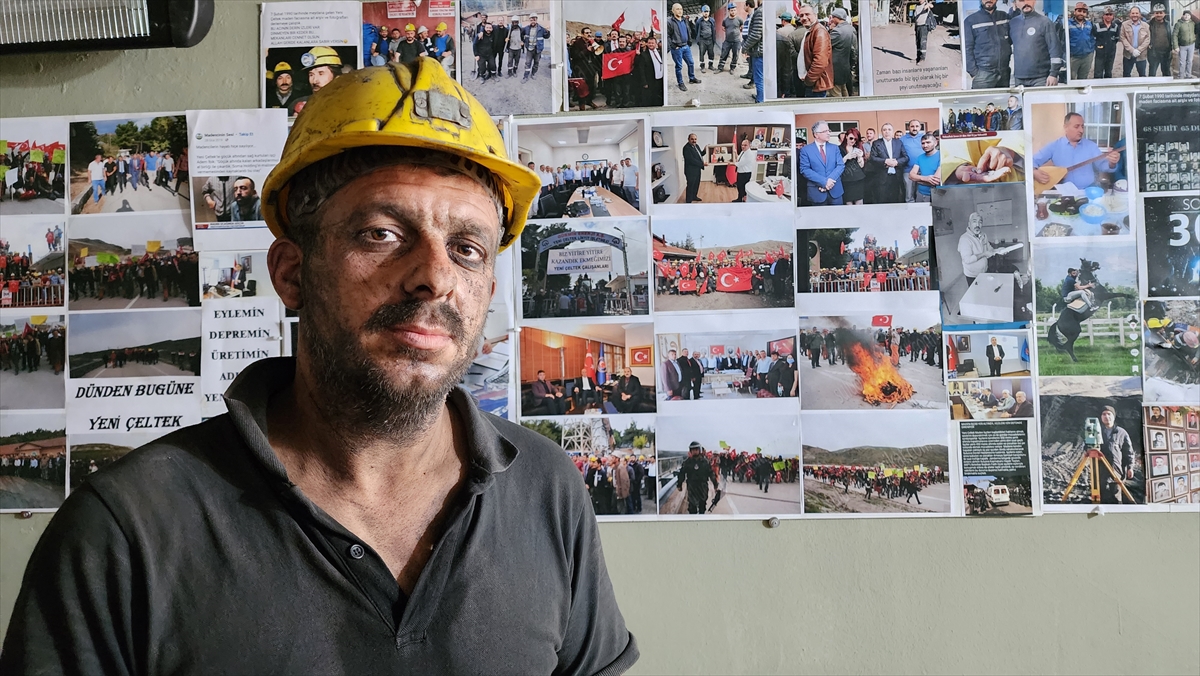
547, 246, 613, 274
261, 1, 363, 116
261, 1, 360, 48
201, 297, 282, 416
67, 378, 202, 435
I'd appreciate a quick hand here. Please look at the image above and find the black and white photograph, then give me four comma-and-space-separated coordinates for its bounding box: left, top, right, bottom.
520, 219, 650, 319
654, 328, 798, 402
656, 414, 801, 516
0, 219, 66, 309
69, 115, 190, 215
1142, 195, 1200, 297
801, 409, 951, 514
865, 0, 959, 96
959, 0, 1066, 89
519, 321, 656, 416
948, 376, 1035, 419
796, 215, 935, 299
0, 117, 67, 216
460, 0, 555, 115
67, 213, 199, 311
1142, 299, 1199, 403
563, 1, 665, 110
68, 309, 202, 379
0, 410, 66, 511
650, 119, 792, 206
1134, 90, 1200, 193
945, 329, 1032, 378
515, 117, 646, 218
0, 313, 66, 411
665, 1, 762, 105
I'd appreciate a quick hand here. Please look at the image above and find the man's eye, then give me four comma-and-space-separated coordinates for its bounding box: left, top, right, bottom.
363, 228, 399, 243
454, 243, 485, 261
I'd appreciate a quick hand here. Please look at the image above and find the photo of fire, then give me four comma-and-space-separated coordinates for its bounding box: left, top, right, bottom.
798, 307, 946, 411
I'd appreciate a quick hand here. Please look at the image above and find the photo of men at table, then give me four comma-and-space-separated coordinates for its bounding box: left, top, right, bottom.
520, 220, 649, 318
519, 322, 656, 416
655, 330, 798, 401
519, 118, 645, 219
945, 330, 1032, 379
653, 123, 792, 204
949, 377, 1035, 419
794, 107, 939, 206
797, 219, 935, 294
931, 183, 1032, 329
200, 251, 275, 301
1029, 101, 1130, 237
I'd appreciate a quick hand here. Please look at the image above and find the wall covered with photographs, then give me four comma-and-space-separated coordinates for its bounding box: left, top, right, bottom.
0, 0, 1196, 522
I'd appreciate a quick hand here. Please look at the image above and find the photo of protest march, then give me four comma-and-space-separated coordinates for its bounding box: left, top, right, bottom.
564, 1, 664, 110
1039, 379, 1144, 504
948, 376, 1034, 419
799, 310, 946, 410
794, 106, 938, 205
1030, 101, 1131, 237
0, 313, 65, 411
519, 322, 656, 416
657, 414, 801, 515
945, 330, 1032, 378
68, 309, 201, 379
960, 0, 1066, 88
652, 122, 792, 204
652, 218, 793, 311
931, 183, 1032, 328
522, 415, 658, 516
0, 410, 66, 510
68, 115, 190, 215
867, 0, 959, 96
771, 0, 862, 99
1067, 1, 1197, 81
520, 220, 650, 319
801, 409, 950, 514
655, 329, 798, 400
67, 214, 199, 311
200, 251, 276, 302
961, 419, 1034, 515
1142, 300, 1199, 403
664, 1, 764, 104
797, 217, 934, 295
517, 119, 646, 218
1143, 195, 1200, 297
263, 46, 358, 117
1142, 405, 1200, 504
461, 0, 554, 115
363, 1, 458, 75
67, 431, 163, 493
1, 220, 66, 309
1, 117, 66, 215
1033, 241, 1138, 376
191, 174, 266, 225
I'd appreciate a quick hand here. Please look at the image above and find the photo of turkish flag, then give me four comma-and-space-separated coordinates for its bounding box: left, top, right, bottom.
872, 315, 892, 327
602, 50, 635, 79
630, 346, 652, 365
716, 266, 753, 292
678, 279, 698, 292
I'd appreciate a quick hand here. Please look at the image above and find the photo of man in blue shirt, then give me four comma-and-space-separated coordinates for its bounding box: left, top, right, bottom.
1032, 111, 1121, 189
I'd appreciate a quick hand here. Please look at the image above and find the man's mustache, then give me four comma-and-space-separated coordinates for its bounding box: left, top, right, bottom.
363, 298, 466, 341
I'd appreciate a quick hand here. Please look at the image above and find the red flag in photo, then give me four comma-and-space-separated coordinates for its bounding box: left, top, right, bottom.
710, 345, 725, 355
653, 249, 664, 261
946, 336, 957, 372
602, 50, 635, 79
716, 266, 753, 292
872, 315, 892, 327
630, 346, 652, 365
612, 11, 625, 30
678, 279, 698, 292
651, 8, 660, 31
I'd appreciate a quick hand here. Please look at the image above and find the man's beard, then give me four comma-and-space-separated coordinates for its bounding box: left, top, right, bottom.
300, 281, 483, 443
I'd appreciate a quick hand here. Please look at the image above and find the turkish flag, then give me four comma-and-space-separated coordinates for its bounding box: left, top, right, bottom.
651, 8, 660, 31
631, 346, 652, 365
612, 11, 625, 30
602, 50, 635, 79
710, 345, 725, 355
716, 266, 753, 292
653, 249, 664, 261
872, 315, 892, 327
679, 279, 698, 292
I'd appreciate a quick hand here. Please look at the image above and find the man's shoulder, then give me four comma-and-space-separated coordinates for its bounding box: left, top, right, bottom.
486, 414, 588, 490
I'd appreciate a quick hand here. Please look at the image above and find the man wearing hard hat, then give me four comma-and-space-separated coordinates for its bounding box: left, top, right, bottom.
289, 46, 345, 116
431, 21, 456, 75
0, 59, 638, 674
268, 61, 300, 110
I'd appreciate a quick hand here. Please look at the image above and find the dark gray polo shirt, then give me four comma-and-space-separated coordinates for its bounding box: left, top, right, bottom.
0, 357, 638, 675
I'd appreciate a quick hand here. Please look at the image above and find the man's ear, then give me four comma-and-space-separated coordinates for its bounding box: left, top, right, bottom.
268, 238, 304, 311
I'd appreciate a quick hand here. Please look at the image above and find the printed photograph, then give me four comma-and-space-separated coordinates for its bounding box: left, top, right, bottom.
866, 0, 960, 96
657, 414, 801, 516
516, 118, 646, 218
948, 376, 1034, 419
1135, 91, 1200, 193
942, 93, 1023, 133
1142, 300, 1199, 403
945, 330, 1032, 378
960, 0, 1066, 89
0, 410, 66, 511
564, 0, 665, 110
1030, 100, 1130, 237
199, 251, 277, 301
67, 431, 164, 493
363, 1, 458, 75
1066, 1, 1197, 81
771, 0, 862, 99
650, 123, 792, 205
519, 321, 656, 416
69, 115, 190, 215
460, 0, 554, 115
1143, 195, 1200, 297
68, 309, 202, 379
931, 183, 1032, 328
0, 313, 66, 411
798, 309, 945, 410
1040, 379, 1144, 505
801, 409, 950, 514
653, 218, 793, 311
264, 46, 358, 116
1033, 241, 1138, 376
654, 328, 798, 401
794, 106, 940, 206
797, 215, 935, 295
960, 418, 1035, 515
191, 173, 267, 226
67, 214, 199, 311
462, 279, 514, 419
938, 132, 1025, 187
0, 117, 67, 216
0, 219, 66, 309
520, 220, 650, 319
521, 414, 657, 516
666, 1, 761, 105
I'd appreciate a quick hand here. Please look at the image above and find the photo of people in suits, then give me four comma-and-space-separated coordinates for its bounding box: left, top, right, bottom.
518, 321, 656, 417
654, 329, 798, 402
651, 122, 792, 205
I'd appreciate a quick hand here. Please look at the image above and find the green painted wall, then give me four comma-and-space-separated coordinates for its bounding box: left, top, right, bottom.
2, 3, 1198, 673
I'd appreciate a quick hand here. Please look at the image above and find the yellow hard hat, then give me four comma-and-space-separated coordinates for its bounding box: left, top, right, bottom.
262, 58, 540, 251
589, 456, 599, 462
301, 46, 342, 69
274, 61, 293, 74
436, 21, 448, 31
406, 23, 416, 31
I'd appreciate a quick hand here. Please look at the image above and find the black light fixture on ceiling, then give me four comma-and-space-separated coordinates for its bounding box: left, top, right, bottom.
0, 0, 214, 55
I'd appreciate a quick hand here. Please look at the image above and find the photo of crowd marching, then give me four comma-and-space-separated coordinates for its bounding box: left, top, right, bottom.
200, 251, 276, 302
363, 1, 458, 75
519, 321, 656, 416
960, 0, 1067, 88
0, 117, 67, 216
656, 414, 801, 516
863, 0, 960, 96
1030, 100, 1131, 237
521, 415, 658, 516
937, 99, 1027, 188
69, 115, 190, 215
1142, 300, 1199, 404
0, 313, 66, 411
948, 376, 1035, 419
516, 118, 646, 218
651, 120, 792, 205
1039, 381, 1145, 506
793, 106, 939, 206
564, 1, 666, 110
191, 173, 267, 227
768, 0, 862, 99
945, 329, 1032, 378
655, 328, 799, 402
460, 0, 555, 115
652, 218, 794, 312
67, 431, 163, 493
801, 409, 951, 514
68, 309, 202, 379
264, 45, 358, 116
66, 214, 199, 311
796, 217, 935, 297
0, 220, 66, 309
0, 410, 66, 511
798, 309, 946, 411
1067, 1, 1197, 82
520, 220, 650, 319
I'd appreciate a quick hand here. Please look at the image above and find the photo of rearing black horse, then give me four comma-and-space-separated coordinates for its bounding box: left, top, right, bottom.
1046, 258, 1137, 363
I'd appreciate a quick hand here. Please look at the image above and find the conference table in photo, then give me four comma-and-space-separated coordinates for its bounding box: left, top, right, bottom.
952, 393, 1008, 420
567, 186, 641, 217
958, 273, 1013, 324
